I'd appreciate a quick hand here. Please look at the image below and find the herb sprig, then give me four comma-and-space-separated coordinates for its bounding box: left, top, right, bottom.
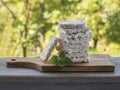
49, 51, 73, 67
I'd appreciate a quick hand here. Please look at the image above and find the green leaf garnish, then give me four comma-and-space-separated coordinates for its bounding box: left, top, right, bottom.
59, 51, 66, 58
49, 55, 59, 65
49, 51, 73, 67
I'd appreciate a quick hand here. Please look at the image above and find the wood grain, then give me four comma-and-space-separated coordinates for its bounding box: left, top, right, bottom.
6, 54, 115, 72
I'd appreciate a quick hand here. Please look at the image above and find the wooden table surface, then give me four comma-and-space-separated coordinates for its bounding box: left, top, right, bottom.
0, 57, 120, 83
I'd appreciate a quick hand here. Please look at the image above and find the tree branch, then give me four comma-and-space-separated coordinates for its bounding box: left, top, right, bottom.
21, 0, 32, 57
0, 0, 17, 20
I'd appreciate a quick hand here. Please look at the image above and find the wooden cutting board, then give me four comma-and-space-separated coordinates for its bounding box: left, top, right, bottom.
7, 54, 115, 72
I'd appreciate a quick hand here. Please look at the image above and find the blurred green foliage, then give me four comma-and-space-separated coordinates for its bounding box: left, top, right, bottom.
0, 0, 120, 57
